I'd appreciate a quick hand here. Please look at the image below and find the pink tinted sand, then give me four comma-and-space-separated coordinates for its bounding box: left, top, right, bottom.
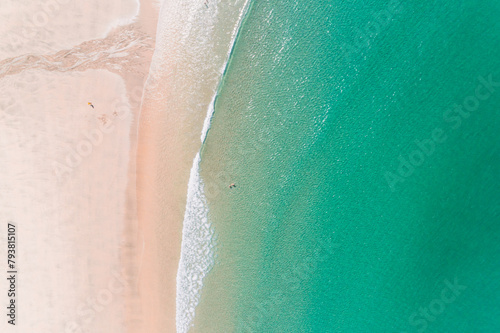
0, 0, 183, 332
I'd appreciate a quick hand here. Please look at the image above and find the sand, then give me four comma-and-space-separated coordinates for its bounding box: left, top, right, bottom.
0, 68, 135, 332
0, 0, 139, 59
0, 0, 161, 331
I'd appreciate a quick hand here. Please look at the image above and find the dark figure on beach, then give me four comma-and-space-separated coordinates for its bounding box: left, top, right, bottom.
88, 102, 94, 108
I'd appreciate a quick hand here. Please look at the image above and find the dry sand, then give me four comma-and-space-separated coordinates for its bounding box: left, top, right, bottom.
0, 68, 136, 332
0, 0, 164, 331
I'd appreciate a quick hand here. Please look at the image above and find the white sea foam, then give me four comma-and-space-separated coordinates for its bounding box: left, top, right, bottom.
200, 94, 216, 143
176, 153, 216, 333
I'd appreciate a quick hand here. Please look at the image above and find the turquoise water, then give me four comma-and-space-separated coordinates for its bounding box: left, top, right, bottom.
192, 0, 500, 332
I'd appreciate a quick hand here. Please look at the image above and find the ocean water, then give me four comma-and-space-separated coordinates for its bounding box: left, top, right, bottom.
186, 0, 500, 332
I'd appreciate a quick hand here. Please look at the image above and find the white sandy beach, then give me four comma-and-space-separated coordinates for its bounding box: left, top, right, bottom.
0, 0, 158, 331
0, 68, 133, 332
0, 0, 139, 60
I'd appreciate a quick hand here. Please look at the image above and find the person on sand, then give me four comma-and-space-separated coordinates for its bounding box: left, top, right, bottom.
88, 102, 94, 108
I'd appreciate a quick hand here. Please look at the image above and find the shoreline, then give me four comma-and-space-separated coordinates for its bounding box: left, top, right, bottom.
135, 0, 254, 331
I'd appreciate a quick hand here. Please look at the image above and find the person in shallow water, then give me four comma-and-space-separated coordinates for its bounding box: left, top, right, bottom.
229, 183, 236, 189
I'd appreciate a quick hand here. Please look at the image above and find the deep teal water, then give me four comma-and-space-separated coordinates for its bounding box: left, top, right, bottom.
194, 0, 500, 332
